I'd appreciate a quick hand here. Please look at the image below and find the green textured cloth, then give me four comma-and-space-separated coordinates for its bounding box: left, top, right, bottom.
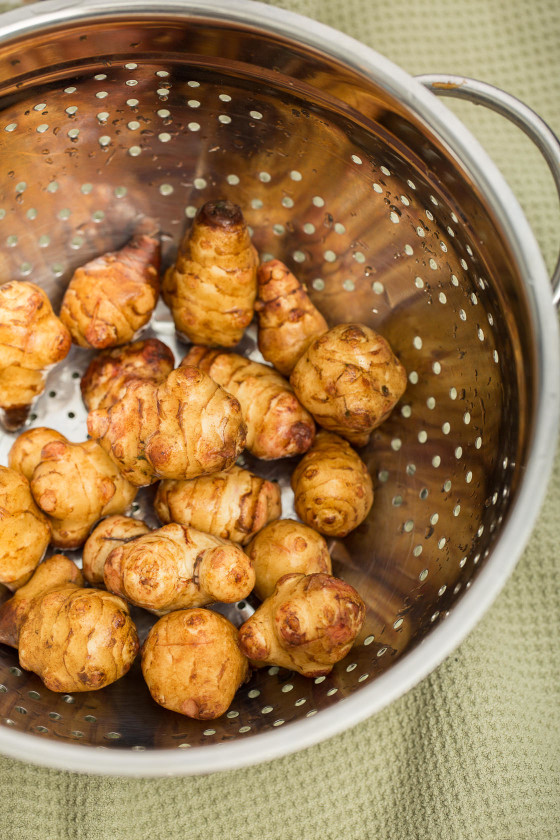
1, 1, 559, 838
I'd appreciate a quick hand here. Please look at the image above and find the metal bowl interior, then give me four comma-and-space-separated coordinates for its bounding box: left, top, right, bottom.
0, 0, 557, 775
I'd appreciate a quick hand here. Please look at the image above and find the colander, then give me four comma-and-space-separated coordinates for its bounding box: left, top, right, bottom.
0, 0, 558, 777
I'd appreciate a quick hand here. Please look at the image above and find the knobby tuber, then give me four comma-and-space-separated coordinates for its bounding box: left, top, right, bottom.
255, 259, 328, 375
162, 199, 258, 347
87, 365, 246, 486
59, 233, 161, 349
104, 522, 255, 614
0, 281, 71, 430
291, 431, 373, 537
142, 609, 249, 719
154, 465, 281, 546
0, 465, 51, 590
245, 519, 332, 600
82, 515, 151, 584
81, 338, 174, 411
290, 323, 407, 446
238, 572, 365, 677
182, 347, 315, 460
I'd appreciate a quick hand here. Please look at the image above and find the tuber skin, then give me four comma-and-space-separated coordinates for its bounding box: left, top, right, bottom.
245, 519, 332, 600
255, 259, 328, 375
81, 338, 175, 411
181, 347, 315, 460
104, 522, 256, 615
0, 554, 83, 648
291, 431, 373, 538
290, 323, 407, 446
238, 572, 365, 677
82, 515, 151, 584
59, 233, 161, 349
142, 609, 249, 719
0, 466, 51, 590
154, 465, 281, 546
0, 281, 71, 429
87, 365, 246, 486
162, 199, 258, 347
18, 585, 139, 692
9, 429, 138, 549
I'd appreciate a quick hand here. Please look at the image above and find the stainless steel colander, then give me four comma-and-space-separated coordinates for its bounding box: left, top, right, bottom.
0, 0, 558, 777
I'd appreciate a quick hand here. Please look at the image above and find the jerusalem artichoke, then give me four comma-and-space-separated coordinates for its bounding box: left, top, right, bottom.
82, 515, 151, 584
0, 466, 51, 590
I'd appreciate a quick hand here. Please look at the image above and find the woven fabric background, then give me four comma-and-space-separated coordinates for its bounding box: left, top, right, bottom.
0, 1, 559, 838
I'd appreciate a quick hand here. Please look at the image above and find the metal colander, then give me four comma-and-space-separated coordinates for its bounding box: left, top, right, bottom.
0, 0, 558, 776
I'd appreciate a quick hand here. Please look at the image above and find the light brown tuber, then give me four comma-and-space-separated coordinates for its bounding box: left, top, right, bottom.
245, 519, 332, 600
104, 523, 255, 615
82, 515, 151, 584
162, 199, 258, 347
0, 466, 51, 590
182, 347, 315, 460
80, 338, 174, 411
238, 572, 365, 677
9, 428, 138, 549
255, 259, 328, 375
0, 554, 83, 648
59, 233, 161, 349
87, 365, 246, 486
154, 465, 281, 546
291, 431, 373, 537
142, 609, 249, 719
18, 586, 139, 692
0, 281, 71, 429
290, 323, 407, 446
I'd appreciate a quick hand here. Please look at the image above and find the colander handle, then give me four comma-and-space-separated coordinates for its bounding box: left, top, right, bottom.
416, 74, 560, 306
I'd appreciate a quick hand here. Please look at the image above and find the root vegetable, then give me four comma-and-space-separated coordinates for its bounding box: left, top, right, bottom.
290, 323, 407, 446
0, 466, 51, 590
182, 347, 314, 460
0, 281, 71, 430
142, 609, 249, 719
104, 522, 255, 615
59, 233, 161, 349
238, 572, 365, 677
255, 259, 328, 375
18, 586, 139, 692
291, 431, 373, 537
245, 519, 332, 600
8, 427, 66, 481
81, 338, 174, 411
162, 199, 258, 347
9, 430, 138, 549
87, 365, 246, 486
83, 515, 151, 584
154, 466, 281, 546
0, 554, 83, 648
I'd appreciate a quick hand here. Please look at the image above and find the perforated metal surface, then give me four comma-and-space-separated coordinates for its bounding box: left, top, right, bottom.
0, 0, 556, 774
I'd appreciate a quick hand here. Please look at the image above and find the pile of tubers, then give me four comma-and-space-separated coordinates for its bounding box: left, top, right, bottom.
0, 199, 407, 721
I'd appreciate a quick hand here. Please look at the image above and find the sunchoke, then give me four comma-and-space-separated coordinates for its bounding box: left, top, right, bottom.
104, 522, 255, 614
81, 338, 174, 411
162, 199, 258, 347
0, 281, 71, 429
0, 554, 83, 647
87, 365, 246, 486
142, 609, 249, 719
290, 323, 407, 446
291, 431, 373, 537
83, 515, 151, 584
182, 347, 314, 460
246, 519, 332, 600
59, 233, 161, 349
238, 572, 365, 677
255, 259, 328, 375
18, 586, 139, 692
9, 429, 138, 548
154, 465, 281, 546
0, 466, 51, 590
